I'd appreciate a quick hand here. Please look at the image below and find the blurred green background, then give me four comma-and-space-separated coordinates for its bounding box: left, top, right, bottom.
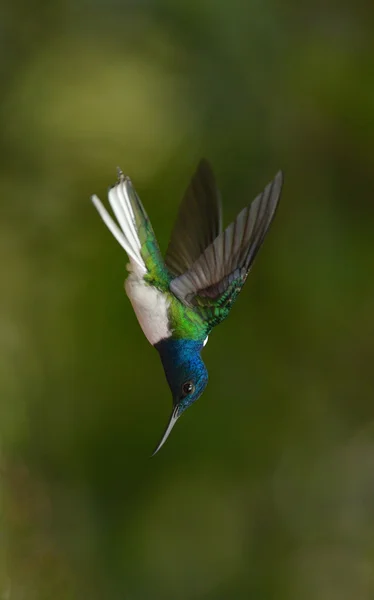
1, 1, 374, 598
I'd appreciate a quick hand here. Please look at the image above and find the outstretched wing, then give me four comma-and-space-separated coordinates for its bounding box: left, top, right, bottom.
164, 159, 222, 276
91, 170, 169, 287
170, 171, 283, 330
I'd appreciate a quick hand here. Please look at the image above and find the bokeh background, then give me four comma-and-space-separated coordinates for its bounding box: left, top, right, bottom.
1, 1, 374, 598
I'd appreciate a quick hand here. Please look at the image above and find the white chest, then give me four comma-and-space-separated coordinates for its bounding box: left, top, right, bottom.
125, 273, 171, 345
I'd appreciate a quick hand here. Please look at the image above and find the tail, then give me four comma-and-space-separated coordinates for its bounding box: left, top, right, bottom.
91, 168, 147, 272
92, 168, 169, 285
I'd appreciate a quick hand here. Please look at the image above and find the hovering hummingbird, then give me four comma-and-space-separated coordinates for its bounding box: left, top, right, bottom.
91, 160, 283, 455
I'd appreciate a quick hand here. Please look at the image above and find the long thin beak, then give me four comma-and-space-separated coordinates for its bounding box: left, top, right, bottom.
151, 406, 179, 457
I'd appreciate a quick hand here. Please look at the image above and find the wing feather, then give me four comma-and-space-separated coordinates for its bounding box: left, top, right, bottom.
164, 159, 222, 276
170, 171, 283, 322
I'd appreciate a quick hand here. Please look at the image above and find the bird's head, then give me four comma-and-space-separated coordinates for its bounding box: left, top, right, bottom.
152, 339, 208, 455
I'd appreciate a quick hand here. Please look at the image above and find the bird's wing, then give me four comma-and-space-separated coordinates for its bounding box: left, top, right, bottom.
92, 171, 169, 287
164, 159, 222, 276
170, 171, 283, 329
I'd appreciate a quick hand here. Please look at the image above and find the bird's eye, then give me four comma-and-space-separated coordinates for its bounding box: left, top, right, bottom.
182, 381, 195, 396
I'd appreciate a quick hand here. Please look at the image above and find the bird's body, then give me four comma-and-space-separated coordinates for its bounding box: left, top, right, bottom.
125, 262, 172, 345
92, 160, 283, 454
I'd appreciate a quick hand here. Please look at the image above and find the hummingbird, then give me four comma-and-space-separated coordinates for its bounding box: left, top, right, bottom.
91, 160, 283, 455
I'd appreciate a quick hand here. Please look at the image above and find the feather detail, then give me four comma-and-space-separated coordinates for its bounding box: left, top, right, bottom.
92, 170, 172, 346
91, 192, 145, 271
108, 178, 141, 256
165, 159, 222, 276
91, 169, 170, 289
170, 171, 283, 321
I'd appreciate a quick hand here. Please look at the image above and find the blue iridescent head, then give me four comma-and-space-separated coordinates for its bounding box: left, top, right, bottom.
152, 338, 208, 455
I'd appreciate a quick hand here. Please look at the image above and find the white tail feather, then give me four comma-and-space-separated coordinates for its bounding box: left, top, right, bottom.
108, 183, 140, 253
91, 191, 146, 271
